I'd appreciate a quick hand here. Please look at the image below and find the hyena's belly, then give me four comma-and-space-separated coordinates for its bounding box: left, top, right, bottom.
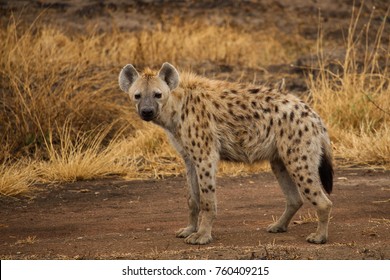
218, 135, 277, 163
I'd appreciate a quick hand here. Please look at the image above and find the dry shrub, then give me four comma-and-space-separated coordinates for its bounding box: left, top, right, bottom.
309, 5, 390, 168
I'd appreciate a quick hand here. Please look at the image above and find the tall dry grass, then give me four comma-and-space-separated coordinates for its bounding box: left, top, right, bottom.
0, 6, 389, 196
0, 14, 306, 195
309, 5, 390, 167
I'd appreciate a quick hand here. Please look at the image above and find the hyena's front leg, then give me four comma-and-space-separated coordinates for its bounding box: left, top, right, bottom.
184, 159, 217, 245
176, 158, 199, 238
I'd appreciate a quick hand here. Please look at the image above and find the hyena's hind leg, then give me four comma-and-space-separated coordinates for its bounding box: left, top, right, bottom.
288, 150, 333, 244
267, 158, 303, 233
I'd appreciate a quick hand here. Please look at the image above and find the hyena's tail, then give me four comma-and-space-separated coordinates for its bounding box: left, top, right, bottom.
319, 140, 333, 194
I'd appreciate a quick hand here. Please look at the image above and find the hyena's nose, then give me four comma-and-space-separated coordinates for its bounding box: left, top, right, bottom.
140, 108, 155, 121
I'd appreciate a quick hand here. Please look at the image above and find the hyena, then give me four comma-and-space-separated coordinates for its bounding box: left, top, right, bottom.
118, 62, 333, 245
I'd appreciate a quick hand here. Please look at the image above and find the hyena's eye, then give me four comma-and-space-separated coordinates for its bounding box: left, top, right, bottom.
134, 93, 141, 100
154, 92, 162, 99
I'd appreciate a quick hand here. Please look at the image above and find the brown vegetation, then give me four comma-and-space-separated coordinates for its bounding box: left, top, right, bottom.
0, 2, 389, 196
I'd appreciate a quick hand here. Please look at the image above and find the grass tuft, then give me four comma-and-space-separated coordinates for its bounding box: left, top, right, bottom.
0, 161, 36, 196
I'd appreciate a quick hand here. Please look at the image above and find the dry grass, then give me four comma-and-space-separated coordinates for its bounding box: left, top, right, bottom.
37, 124, 130, 183
0, 14, 135, 161
309, 5, 390, 168
15, 236, 37, 245
0, 161, 36, 196
0, 5, 389, 196
118, 19, 306, 68
0, 13, 307, 195
293, 210, 318, 225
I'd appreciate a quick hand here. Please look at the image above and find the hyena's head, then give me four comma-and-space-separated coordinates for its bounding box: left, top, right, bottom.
118, 62, 179, 122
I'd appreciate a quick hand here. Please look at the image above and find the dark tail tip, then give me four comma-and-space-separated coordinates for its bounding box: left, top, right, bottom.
319, 148, 333, 194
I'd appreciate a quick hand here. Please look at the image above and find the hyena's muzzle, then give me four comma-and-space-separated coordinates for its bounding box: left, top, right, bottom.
138, 98, 159, 122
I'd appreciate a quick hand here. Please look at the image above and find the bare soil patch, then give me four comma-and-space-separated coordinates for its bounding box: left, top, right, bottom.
1, 169, 389, 259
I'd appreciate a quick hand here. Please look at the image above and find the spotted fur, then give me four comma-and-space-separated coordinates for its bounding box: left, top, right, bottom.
119, 63, 333, 245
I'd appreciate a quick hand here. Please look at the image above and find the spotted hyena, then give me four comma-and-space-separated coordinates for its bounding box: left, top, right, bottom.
118, 62, 333, 245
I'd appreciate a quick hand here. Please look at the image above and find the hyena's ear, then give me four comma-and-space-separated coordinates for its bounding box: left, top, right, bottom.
158, 62, 179, 90
119, 64, 139, 93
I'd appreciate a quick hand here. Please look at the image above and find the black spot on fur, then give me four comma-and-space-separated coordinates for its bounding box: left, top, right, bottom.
213, 101, 220, 109
304, 188, 310, 194
290, 112, 294, 122
248, 88, 260, 94
263, 108, 271, 113
266, 126, 271, 138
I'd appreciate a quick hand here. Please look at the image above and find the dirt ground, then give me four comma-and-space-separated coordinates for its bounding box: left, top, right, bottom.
0, 169, 389, 260
1, 0, 389, 260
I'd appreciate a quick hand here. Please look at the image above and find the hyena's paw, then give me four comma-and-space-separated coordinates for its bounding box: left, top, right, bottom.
176, 226, 196, 238
184, 232, 212, 245
267, 223, 287, 233
306, 232, 327, 244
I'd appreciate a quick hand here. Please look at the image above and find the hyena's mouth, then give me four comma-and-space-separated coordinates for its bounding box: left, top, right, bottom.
140, 114, 155, 122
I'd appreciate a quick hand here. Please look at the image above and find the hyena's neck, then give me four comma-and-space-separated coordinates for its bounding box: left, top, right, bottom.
153, 91, 183, 134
